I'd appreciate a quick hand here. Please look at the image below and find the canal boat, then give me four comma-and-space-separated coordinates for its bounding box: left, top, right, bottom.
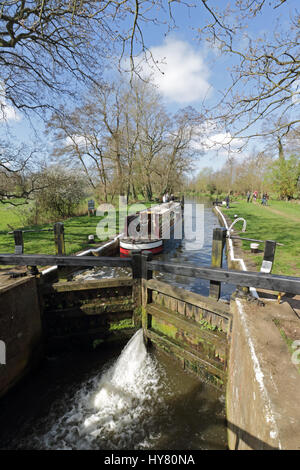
120, 201, 182, 257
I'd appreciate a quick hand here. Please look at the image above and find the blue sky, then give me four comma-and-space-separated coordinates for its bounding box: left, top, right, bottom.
1, 0, 298, 174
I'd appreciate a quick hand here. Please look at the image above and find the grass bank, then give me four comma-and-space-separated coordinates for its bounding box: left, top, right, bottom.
223, 199, 300, 276
0, 200, 153, 256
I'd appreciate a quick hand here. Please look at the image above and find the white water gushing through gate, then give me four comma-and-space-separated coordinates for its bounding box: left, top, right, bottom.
27, 330, 168, 450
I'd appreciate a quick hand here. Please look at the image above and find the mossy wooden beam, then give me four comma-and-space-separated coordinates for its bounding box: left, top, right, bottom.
47, 299, 134, 317
147, 278, 230, 318
42, 278, 133, 294
147, 303, 227, 348
145, 328, 226, 388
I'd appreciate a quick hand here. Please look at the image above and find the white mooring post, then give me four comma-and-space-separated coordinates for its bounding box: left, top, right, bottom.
261, 240, 277, 274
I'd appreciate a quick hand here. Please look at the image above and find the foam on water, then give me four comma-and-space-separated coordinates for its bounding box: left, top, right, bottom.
20, 330, 169, 450
73, 266, 131, 281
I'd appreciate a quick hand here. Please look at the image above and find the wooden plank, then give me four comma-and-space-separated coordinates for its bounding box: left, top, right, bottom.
42, 277, 133, 294
144, 328, 226, 384
141, 252, 153, 340
147, 261, 300, 295
47, 299, 134, 317
146, 278, 231, 318
147, 303, 227, 348
131, 251, 142, 327
0, 254, 132, 268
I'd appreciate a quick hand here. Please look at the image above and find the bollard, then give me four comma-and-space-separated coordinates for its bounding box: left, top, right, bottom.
261, 240, 277, 274
14, 230, 24, 255
209, 227, 227, 300
54, 222, 65, 256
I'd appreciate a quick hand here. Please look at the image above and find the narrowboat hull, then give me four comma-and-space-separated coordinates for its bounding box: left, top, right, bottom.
119, 239, 163, 257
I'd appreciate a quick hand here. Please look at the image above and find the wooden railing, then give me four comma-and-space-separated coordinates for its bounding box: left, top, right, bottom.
0, 254, 131, 268
146, 260, 300, 295
1, 225, 299, 295
0, 251, 300, 295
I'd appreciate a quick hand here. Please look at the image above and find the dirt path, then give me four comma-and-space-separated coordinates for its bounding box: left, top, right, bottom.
263, 205, 300, 223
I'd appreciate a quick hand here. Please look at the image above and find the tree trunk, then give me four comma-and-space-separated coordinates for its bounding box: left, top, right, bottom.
116, 153, 124, 196
278, 137, 285, 160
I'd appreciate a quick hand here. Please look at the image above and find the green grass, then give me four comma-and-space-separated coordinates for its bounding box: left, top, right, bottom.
0, 202, 26, 232
0, 200, 154, 255
223, 200, 300, 276
266, 199, 300, 218
0, 213, 116, 255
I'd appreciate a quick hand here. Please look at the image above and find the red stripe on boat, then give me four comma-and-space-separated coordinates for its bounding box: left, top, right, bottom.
120, 245, 163, 256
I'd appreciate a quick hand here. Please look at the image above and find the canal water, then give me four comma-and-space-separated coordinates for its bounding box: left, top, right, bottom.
0, 198, 229, 450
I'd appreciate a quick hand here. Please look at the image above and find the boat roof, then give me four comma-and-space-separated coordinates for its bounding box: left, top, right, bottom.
141, 201, 181, 215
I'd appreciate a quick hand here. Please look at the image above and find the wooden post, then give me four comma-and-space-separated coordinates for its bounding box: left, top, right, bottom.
261, 240, 276, 274
141, 251, 153, 344
210, 227, 227, 300
14, 230, 24, 254
131, 250, 142, 327
54, 222, 65, 256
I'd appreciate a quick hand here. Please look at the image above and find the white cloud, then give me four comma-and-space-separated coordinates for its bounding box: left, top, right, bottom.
202, 132, 242, 151
140, 37, 212, 104
0, 81, 21, 122
65, 134, 88, 148
191, 120, 244, 155
0, 103, 21, 122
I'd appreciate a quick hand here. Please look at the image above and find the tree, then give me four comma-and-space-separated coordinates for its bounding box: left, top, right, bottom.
203, 1, 300, 144
133, 83, 170, 200
0, 0, 195, 117
47, 82, 127, 197
1, 0, 291, 124
189, 152, 273, 197
47, 78, 195, 200
33, 165, 86, 220
156, 108, 195, 195
0, 141, 42, 204
266, 155, 300, 200
46, 105, 112, 200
